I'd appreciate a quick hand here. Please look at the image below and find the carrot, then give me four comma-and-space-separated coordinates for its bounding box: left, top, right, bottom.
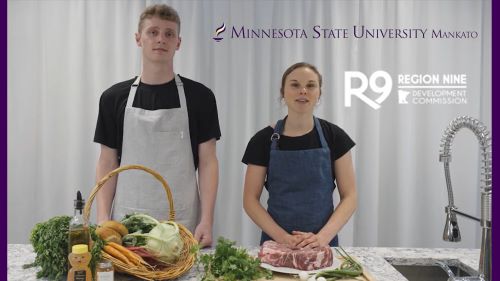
103, 245, 132, 266
107, 242, 147, 266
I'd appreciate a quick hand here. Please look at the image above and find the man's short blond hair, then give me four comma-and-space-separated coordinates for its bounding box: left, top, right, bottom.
138, 4, 181, 34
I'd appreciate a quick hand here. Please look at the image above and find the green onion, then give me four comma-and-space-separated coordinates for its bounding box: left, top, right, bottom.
314, 247, 363, 280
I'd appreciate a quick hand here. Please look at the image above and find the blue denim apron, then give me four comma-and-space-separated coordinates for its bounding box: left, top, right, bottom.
261, 117, 339, 246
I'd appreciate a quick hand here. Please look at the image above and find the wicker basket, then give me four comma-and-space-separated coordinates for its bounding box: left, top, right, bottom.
83, 164, 197, 281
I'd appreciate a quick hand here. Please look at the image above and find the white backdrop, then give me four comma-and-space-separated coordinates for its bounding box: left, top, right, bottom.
8, 0, 491, 249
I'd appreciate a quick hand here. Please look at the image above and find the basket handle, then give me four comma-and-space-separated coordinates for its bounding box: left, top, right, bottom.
83, 164, 175, 223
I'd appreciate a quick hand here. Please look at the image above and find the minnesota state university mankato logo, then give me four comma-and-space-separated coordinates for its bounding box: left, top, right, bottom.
213, 22, 226, 42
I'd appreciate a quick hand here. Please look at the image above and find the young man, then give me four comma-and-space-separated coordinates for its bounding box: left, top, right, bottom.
94, 4, 220, 247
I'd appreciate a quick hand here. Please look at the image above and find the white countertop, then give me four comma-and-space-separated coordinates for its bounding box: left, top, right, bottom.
8, 244, 480, 281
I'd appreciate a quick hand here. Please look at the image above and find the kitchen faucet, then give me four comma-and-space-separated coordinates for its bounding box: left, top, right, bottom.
439, 116, 491, 281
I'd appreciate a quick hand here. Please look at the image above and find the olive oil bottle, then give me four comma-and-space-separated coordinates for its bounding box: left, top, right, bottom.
68, 191, 89, 254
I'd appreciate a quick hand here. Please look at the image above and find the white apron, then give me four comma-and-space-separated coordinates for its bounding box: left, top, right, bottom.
112, 75, 200, 232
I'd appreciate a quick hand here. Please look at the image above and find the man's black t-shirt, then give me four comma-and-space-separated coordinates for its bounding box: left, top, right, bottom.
242, 118, 355, 182
94, 75, 221, 168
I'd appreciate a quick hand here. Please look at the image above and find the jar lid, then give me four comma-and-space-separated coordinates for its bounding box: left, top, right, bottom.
98, 259, 113, 268
72, 244, 88, 254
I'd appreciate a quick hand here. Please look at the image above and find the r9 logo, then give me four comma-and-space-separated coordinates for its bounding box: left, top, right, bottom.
344, 71, 392, 110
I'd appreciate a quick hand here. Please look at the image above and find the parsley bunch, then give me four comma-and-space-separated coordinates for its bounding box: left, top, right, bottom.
23, 216, 104, 280
23, 216, 72, 280
195, 237, 272, 281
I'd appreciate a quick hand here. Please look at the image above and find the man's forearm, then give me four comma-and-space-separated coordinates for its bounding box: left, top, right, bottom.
197, 155, 219, 226
96, 156, 119, 224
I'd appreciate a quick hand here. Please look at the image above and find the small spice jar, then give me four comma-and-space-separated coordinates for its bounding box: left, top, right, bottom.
96, 259, 114, 281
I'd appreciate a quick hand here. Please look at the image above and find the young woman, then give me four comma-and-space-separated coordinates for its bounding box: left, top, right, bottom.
242, 62, 357, 248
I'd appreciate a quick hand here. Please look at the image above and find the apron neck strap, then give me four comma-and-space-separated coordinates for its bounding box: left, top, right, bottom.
174, 74, 183, 86
126, 74, 185, 109
126, 76, 141, 108
313, 117, 328, 148
132, 76, 141, 86
270, 116, 328, 150
270, 119, 284, 150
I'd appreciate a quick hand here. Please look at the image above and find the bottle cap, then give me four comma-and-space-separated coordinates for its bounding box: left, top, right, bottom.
72, 244, 88, 254
74, 190, 85, 210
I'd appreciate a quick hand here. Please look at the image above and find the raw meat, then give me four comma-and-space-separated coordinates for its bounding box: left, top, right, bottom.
258, 240, 333, 271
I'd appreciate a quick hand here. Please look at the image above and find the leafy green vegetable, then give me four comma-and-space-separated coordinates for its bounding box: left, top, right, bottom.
121, 213, 158, 234
146, 222, 184, 263
89, 225, 105, 278
23, 216, 71, 280
194, 237, 273, 281
122, 213, 184, 263
23, 216, 105, 281
314, 247, 363, 280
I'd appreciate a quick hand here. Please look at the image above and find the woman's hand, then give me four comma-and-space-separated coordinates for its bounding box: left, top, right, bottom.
292, 231, 330, 248
277, 233, 304, 249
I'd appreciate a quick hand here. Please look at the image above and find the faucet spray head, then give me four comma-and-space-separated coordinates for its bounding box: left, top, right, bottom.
443, 206, 461, 242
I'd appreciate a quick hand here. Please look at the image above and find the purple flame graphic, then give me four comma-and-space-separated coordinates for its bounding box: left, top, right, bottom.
213, 22, 226, 42
215, 22, 226, 37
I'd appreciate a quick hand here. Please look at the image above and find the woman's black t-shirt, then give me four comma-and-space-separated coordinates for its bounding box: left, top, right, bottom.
242, 118, 355, 182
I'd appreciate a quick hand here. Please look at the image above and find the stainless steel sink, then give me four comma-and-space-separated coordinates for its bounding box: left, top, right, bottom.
385, 258, 480, 281
391, 264, 471, 281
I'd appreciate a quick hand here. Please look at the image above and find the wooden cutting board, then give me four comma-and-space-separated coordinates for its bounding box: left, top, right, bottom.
257, 256, 377, 281
257, 269, 376, 281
